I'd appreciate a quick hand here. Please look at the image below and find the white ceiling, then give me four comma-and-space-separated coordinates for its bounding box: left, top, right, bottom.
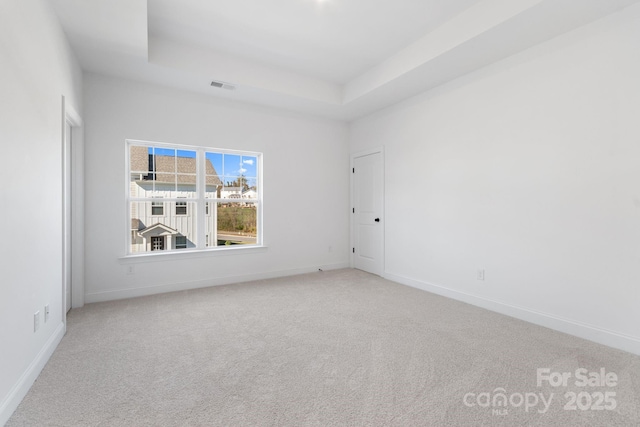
148, 0, 481, 84
51, 0, 640, 121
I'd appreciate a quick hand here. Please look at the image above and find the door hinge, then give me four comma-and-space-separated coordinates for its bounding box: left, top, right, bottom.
352, 208, 354, 213
352, 248, 355, 253
352, 167, 355, 173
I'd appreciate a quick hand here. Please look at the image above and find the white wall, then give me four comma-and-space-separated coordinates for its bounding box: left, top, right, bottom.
350, 4, 640, 354
83, 74, 349, 302
0, 0, 83, 423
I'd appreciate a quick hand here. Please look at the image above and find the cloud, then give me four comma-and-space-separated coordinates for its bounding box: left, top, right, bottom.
243, 159, 254, 165
238, 168, 247, 174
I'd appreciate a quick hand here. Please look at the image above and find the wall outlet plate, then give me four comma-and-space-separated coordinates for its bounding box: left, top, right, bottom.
34, 311, 40, 332
44, 304, 50, 322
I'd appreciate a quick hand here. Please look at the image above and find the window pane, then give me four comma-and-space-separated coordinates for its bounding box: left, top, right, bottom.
176, 149, 196, 163
152, 147, 176, 192
205, 152, 223, 175
205, 152, 223, 198
176, 174, 197, 198
243, 177, 258, 200
130, 173, 143, 197
241, 155, 257, 178
155, 173, 176, 192
130, 201, 197, 253
205, 201, 214, 247
223, 154, 242, 176
130, 146, 149, 174
130, 146, 155, 194
176, 150, 197, 176
216, 202, 257, 246
222, 177, 243, 200
153, 148, 176, 174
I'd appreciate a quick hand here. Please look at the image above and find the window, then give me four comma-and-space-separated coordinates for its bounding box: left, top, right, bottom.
175, 200, 187, 215
151, 199, 164, 216
175, 235, 187, 249
127, 140, 262, 254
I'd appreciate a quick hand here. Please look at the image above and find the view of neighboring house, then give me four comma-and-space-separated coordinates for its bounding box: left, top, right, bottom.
219, 186, 257, 204
129, 146, 222, 253
242, 189, 257, 200
220, 186, 242, 199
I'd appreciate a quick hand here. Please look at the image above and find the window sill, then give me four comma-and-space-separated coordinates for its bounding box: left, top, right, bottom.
119, 245, 268, 264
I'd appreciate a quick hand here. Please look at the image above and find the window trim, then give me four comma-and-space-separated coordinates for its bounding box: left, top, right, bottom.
126, 139, 263, 256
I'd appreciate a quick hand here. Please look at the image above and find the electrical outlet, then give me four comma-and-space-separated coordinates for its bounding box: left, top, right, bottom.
34, 311, 40, 332
477, 269, 485, 281
44, 304, 50, 323
127, 265, 135, 275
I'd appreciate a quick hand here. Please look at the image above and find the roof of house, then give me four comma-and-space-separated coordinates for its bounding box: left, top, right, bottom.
131, 218, 144, 231
130, 146, 222, 186
138, 222, 179, 237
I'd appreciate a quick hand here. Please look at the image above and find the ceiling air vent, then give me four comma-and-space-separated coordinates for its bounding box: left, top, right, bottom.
210, 80, 235, 90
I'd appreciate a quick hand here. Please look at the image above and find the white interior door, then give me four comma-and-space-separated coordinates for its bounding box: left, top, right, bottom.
63, 121, 72, 313
353, 151, 384, 276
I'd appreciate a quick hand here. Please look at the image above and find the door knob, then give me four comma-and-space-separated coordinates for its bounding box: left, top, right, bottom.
374, 218, 380, 222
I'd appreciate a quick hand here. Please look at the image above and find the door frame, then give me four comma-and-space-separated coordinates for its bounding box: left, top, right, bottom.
62, 96, 85, 327
350, 146, 385, 276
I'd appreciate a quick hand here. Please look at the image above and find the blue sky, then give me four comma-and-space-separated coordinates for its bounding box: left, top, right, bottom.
148, 147, 257, 179
206, 152, 257, 178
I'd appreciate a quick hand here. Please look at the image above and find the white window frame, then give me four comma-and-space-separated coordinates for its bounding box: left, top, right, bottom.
125, 139, 263, 256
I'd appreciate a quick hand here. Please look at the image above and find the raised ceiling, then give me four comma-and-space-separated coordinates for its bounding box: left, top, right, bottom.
51, 0, 640, 121
148, 0, 482, 84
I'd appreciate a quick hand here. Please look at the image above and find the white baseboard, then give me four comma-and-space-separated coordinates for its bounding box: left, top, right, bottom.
85, 262, 350, 304
0, 322, 65, 426
384, 271, 640, 356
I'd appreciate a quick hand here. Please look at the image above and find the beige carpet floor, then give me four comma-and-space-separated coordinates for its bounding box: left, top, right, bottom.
7, 269, 640, 426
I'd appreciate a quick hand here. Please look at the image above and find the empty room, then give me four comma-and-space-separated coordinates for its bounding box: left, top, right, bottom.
1, 0, 639, 425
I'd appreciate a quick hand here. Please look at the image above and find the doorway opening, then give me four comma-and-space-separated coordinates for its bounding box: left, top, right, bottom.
62, 98, 84, 323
